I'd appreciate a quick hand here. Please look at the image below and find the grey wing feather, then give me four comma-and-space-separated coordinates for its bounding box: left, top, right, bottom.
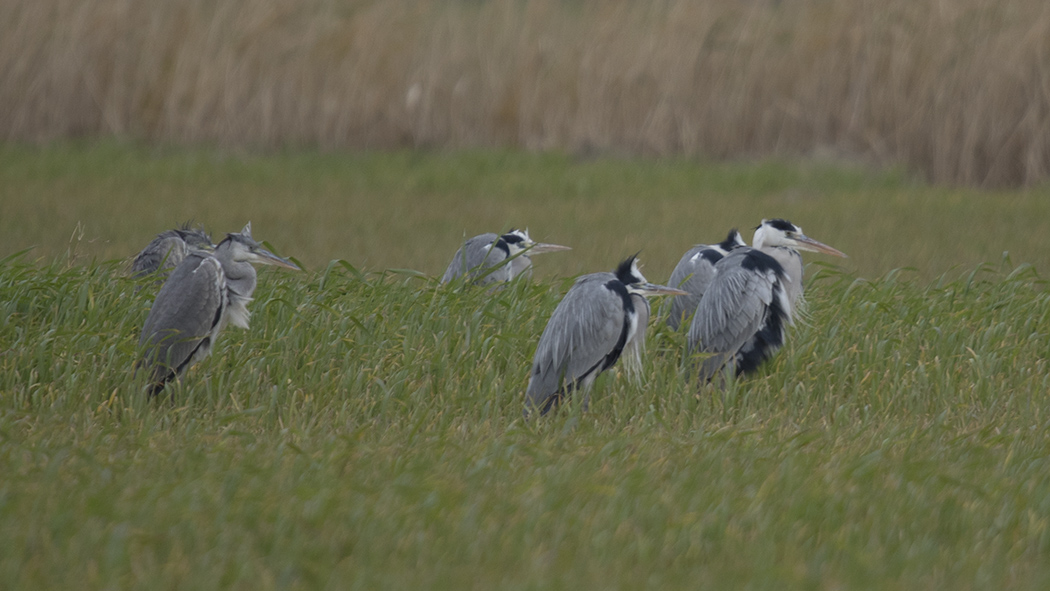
441, 234, 502, 283
666, 247, 720, 330
469, 238, 510, 284
688, 255, 779, 378
526, 274, 624, 407
131, 234, 187, 278
140, 254, 224, 383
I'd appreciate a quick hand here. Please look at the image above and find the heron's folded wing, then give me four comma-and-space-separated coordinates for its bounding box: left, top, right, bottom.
526, 274, 624, 403
689, 258, 778, 357
140, 255, 224, 375
667, 246, 722, 329
464, 234, 507, 283
441, 233, 500, 283
131, 234, 184, 278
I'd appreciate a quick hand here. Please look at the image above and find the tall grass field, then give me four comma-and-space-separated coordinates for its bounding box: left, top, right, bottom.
4, 0, 1050, 186
2, 144, 1050, 588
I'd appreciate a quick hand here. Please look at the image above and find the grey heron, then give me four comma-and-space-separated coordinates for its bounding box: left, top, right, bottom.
665, 229, 747, 330
440, 229, 570, 285
138, 222, 301, 397
131, 223, 214, 279
688, 219, 846, 381
525, 255, 687, 416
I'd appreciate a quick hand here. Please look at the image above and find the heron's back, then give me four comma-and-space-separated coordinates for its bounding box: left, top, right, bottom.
667, 246, 724, 330
132, 234, 188, 278
441, 233, 503, 283
526, 273, 627, 412
688, 248, 788, 379
140, 253, 226, 386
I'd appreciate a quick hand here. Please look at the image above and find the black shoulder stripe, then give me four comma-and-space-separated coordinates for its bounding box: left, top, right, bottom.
500, 231, 526, 245
600, 280, 635, 373
601, 313, 631, 374
739, 249, 785, 276
700, 249, 724, 264
604, 280, 634, 315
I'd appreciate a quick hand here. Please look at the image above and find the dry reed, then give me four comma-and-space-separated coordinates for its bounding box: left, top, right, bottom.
2, 0, 1049, 187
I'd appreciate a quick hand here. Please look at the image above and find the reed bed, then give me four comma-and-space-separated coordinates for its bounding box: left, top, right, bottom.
3, 0, 1050, 186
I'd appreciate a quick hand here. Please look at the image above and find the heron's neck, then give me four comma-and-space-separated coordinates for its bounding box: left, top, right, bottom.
760, 246, 804, 308
224, 266, 257, 299
508, 254, 533, 279
492, 239, 511, 257
212, 247, 255, 294
757, 244, 800, 271
222, 263, 256, 330
217, 258, 258, 302
752, 232, 772, 251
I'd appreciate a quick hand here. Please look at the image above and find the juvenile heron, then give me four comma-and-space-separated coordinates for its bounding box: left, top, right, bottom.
131, 223, 214, 279
688, 219, 846, 381
665, 229, 747, 330
440, 229, 570, 285
138, 223, 301, 397
525, 255, 687, 416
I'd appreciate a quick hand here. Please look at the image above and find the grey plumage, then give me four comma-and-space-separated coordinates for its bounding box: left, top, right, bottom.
687, 219, 846, 381
138, 222, 300, 397
665, 229, 747, 330
440, 229, 569, 285
525, 255, 685, 416
688, 248, 791, 380
131, 223, 213, 280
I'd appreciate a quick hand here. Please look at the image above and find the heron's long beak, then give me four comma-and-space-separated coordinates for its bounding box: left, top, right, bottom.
793, 235, 848, 258
527, 242, 572, 255
633, 282, 689, 297
250, 248, 302, 271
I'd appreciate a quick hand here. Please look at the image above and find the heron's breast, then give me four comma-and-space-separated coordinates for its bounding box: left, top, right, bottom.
225, 292, 253, 329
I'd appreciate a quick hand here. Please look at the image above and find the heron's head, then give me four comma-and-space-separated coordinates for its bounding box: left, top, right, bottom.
500, 228, 571, 256
718, 228, 748, 253
219, 222, 302, 270
752, 219, 847, 257
615, 255, 688, 297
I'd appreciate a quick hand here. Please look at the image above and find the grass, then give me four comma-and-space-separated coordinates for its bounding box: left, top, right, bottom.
4, 142, 1050, 281
3, 144, 1050, 588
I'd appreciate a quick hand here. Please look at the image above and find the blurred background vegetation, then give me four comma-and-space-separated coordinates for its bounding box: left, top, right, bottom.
2, 0, 1049, 187
3, 142, 1050, 281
